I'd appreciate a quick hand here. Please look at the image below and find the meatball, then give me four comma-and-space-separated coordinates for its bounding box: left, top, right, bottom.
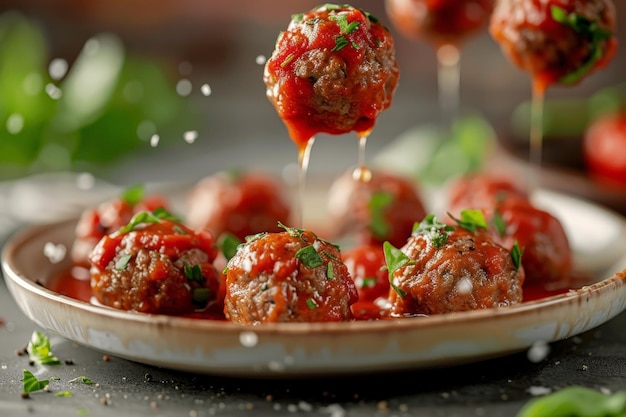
445, 172, 572, 285
494, 198, 572, 286
186, 170, 292, 242
71, 185, 169, 267
263, 4, 400, 149
224, 224, 358, 324
446, 171, 528, 218
388, 213, 525, 317
385, 0, 494, 47
489, 0, 618, 89
89, 209, 221, 315
327, 169, 427, 248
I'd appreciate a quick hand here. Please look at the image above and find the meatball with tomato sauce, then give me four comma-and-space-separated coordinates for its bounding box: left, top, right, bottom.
388, 212, 525, 317
71, 185, 169, 267
489, 0, 617, 90
224, 224, 358, 324
263, 4, 400, 149
89, 210, 222, 315
385, 0, 494, 47
186, 170, 292, 242
327, 169, 427, 248
445, 172, 572, 285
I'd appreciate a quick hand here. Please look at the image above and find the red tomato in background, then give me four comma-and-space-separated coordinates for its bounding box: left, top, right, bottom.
583, 111, 626, 188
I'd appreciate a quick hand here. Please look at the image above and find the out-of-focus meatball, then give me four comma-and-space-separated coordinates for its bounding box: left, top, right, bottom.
388, 212, 525, 317
327, 169, 427, 248
385, 0, 494, 47
263, 4, 400, 150
89, 209, 221, 315
446, 171, 528, 218
72, 185, 169, 267
186, 170, 291, 242
489, 0, 618, 90
224, 224, 358, 324
445, 172, 572, 285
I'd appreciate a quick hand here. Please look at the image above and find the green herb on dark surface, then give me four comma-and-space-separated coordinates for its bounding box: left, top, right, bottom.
448, 209, 488, 232
382, 241, 414, 297
551, 5, 613, 85
27, 330, 60, 365
368, 191, 393, 239
413, 214, 454, 248
22, 369, 49, 394
306, 298, 319, 309
55, 391, 72, 397
77, 408, 89, 416
296, 245, 323, 268
219, 232, 242, 262
115, 254, 132, 270
69, 376, 94, 385
516, 386, 626, 417
120, 184, 145, 206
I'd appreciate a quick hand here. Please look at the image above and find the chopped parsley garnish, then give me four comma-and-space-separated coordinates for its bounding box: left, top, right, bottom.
332, 35, 349, 51
184, 264, 205, 283
192, 288, 210, 305
121, 184, 145, 206
245, 232, 267, 243
492, 210, 507, 237
173, 225, 187, 235
281, 53, 295, 68
277, 221, 306, 239
306, 298, 319, 309
295, 245, 323, 268
368, 191, 393, 239
382, 241, 414, 297
448, 209, 488, 232
516, 386, 626, 417
361, 277, 377, 288
219, 232, 242, 262
55, 391, 72, 397
118, 208, 180, 234
511, 241, 524, 271
329, 13, 360, 34
291, 13, 304, 23
115, 254, 132, 271
551, 5, 613, 85
22, 369, 49, 394
326, 262, 334, 279
413, 214, 455, 248
27, 330, 60, 365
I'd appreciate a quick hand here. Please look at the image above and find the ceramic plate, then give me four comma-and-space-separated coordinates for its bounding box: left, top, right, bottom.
2, 190, 626, 378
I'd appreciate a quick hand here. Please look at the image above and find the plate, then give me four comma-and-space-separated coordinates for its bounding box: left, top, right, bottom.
2, 191, 626, 378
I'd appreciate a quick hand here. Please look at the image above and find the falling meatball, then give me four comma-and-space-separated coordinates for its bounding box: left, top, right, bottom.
490, 0, 618, 90
387, 211, 525, 317
263, 4, 400, 150
224, 224, 358, 324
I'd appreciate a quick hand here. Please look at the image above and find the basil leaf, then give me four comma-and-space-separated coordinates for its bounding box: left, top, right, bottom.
516, 386, 626, 417
382, 241, 414, 297
295, 245, 323, 268
22, 369, 49, 393
219, 232, 242, 262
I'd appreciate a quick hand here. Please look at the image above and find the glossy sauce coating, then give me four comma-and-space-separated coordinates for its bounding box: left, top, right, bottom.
89, 218, 222, 315
263, 4, 399, 150
386, 0, 494, 47
224, 227, 358, 324
489, 0, 617, 91
389, 226, 525, 317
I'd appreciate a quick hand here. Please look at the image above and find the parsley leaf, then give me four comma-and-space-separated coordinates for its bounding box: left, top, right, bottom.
382, 241, 414, 297
118, 208, 180, 234
27, 330, 60, 365
511, 241, 524, 271
22, 369, 49, 394
295, 245, 323, 268
448, 209, 488, 232
278, 221, 305, 238
115, 254, 132, 270
329, 14, 360, 34
219, 232, 242, 262
183, 264, 205, 283
413, 214, 454, 248
306, 298, 319, 309
516, 386, 626, 417
120, 184, 145, 206
332, 35, 349, 51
